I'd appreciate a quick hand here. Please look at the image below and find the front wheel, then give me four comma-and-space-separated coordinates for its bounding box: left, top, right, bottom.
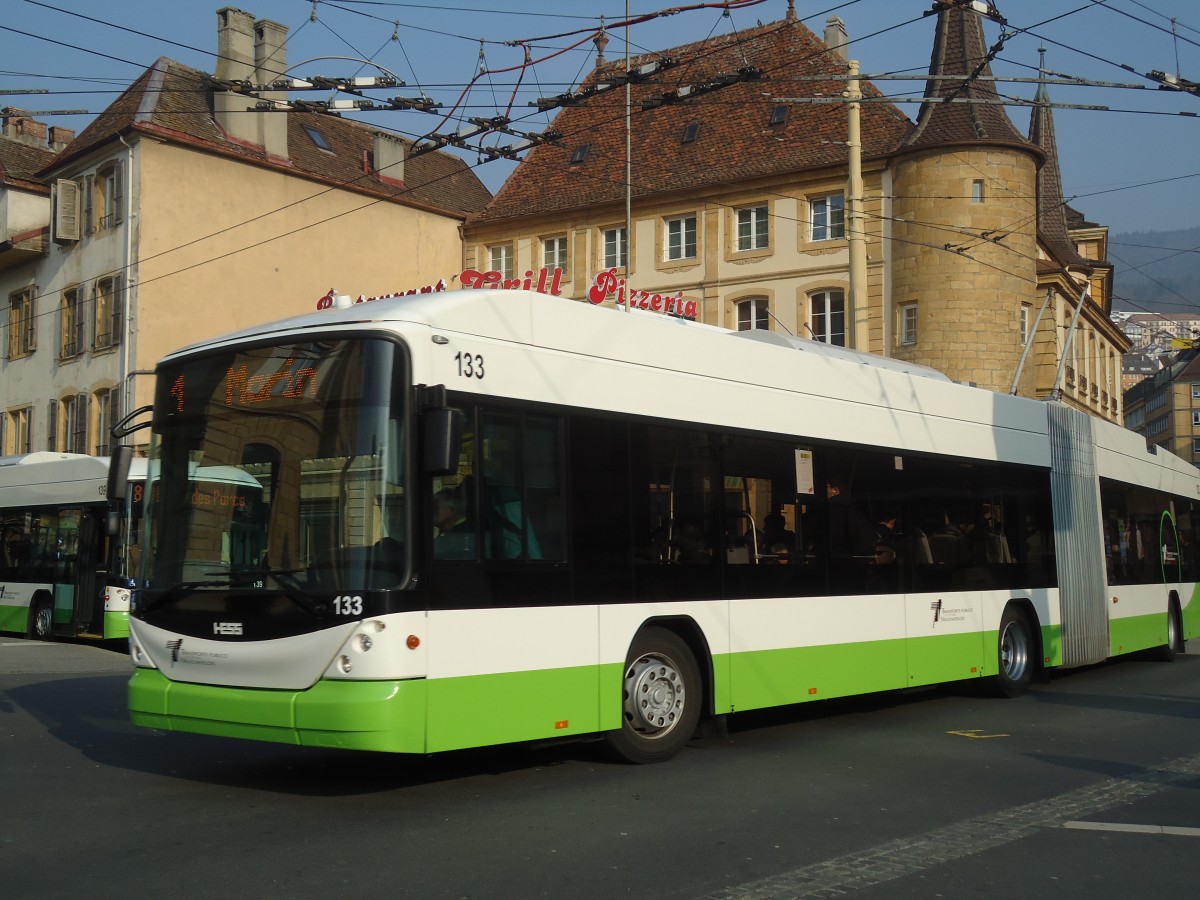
991, 606, 1034, 698
27, 596, 54, 641
605, 627, 702, 764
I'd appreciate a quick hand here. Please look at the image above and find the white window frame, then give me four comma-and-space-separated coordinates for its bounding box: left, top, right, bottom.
810, 194, 845, 242
603, 227, 627, 269
488, 244, 514, 280
900, 303, 918, 346
665, 215, 697, 261
736, 298, 769, 332
736, 205, 769, 251
542, 235, 568, 273
810, 290, 846, 346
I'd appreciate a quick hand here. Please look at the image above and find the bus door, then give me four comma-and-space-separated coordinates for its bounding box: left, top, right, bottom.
74, 509, 108, 635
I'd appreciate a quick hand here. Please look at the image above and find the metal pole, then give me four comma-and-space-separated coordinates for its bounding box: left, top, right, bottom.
1051, 282, 1091, 401
1010, 287, 1053, 395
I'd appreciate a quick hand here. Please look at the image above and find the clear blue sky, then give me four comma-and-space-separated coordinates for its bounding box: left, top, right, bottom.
4, 0, 1198, 235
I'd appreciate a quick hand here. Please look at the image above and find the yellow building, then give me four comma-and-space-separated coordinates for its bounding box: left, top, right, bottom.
1, 8, 490, 456
464, 4, 1127, 423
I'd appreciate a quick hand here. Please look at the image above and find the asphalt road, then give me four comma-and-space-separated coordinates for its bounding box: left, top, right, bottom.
2, 638, 1198, 899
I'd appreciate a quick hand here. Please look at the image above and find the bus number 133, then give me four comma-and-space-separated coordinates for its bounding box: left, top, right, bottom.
455, 351, 484, 379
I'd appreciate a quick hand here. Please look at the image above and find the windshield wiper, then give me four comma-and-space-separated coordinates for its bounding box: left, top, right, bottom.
219, 567, 325, 617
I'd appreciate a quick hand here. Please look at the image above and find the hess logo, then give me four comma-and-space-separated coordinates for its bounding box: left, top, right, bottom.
213, 622, 244, 636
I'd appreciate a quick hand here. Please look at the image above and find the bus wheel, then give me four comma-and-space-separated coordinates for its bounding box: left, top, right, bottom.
1153, 600, 1183, 662
605, 627, 701, 764
28, 597, 54, 641
992, 607, 1033, 698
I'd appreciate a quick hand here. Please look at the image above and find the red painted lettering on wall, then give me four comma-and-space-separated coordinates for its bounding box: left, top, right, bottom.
459, 267, 564, 295
587, 268, 698, 320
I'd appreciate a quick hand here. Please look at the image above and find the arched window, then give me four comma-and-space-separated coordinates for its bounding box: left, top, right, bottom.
736, 297, 769, 331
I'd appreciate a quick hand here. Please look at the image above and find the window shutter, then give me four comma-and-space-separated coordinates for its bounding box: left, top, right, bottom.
111, 275, 124, 346
0, 412, 6, 455
108, 389, 121, 443
113, 161, 125, 225
75, 393, 89, 454
75, 292, 86, 355
83, 174, 94, 237
48, 400, 58, 452
24, 293, 36, 352
53, 179, 80, 242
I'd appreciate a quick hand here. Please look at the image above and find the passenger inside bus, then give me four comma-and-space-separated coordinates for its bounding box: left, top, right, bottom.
433, 487, 475, 560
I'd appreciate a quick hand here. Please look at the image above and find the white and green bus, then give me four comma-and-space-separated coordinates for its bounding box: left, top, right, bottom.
0, 452, 137, 641
120, 289, 1197, 762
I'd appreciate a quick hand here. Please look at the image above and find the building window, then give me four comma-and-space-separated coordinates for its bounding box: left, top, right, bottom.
543, 235, 568, 274
7, 287, 36, 359
810, 194, 844, 241
3, 406, 32, 455
972, 179, 985, 203
810, 290, 846, 346
60, 286, 84, 359
94, 160, 124, 231
665, 215, 697, 261
93, 275, 123, 350
570, 145, 590, 165
736, 298, 769, 332
95, 388, 119, 456
736, 205, 769, 251
1192, 411, 1200, 427
1191, 383, 1200, 400
1021, 304, 1031, 344
603, 226, 627, 269
1193, 438, 1200, 458
488, 244, 514, 280
61, 394, 87, 454
681, 122, 700, 143
900, 303, 918, 345
769, 105, 789, 126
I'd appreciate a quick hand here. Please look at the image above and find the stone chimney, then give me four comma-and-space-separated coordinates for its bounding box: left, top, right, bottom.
3, 108, 48, 148
824, 16, 848, 63
373, 131, 405, 185
254, 18, 288, 159
214, 8, 259, 146
48, 126, 75, 151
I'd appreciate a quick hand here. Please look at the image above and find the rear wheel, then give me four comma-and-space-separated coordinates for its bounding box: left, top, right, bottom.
605, 627, 702, 764
1153, 600, 1183, 662
27, 596, 54, 641
992, 606, 1033, 698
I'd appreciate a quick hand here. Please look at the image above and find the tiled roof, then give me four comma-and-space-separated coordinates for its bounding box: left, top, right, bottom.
475, 17, 913, 223
40, 57, 490, 219
898, 7, 1033, 153
0, 137, 56, 192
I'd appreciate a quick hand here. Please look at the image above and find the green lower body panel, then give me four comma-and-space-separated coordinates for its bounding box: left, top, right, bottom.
129, 669, 428, 753
1111, 611, 1172, 656
0, 606, 26, 634
102, 610, 130, 640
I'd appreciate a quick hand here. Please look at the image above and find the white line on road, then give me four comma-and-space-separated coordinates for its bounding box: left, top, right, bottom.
1063, 820, 1200, 837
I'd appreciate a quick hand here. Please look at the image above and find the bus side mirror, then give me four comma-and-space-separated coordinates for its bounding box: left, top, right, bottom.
423, 408, 463, 475
107, 445, 134, 504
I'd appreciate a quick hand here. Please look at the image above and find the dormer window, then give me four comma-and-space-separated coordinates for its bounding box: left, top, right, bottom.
769, 105, 789, 126
681, 122, 700, 143
570, 145, 590, 165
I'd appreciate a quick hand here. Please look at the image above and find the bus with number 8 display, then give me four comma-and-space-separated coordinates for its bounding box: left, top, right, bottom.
115, 288, 1197, 762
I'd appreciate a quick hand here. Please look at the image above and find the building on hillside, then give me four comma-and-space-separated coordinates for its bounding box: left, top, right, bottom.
1121, 352, 1161, 392
1118, 312, 1200, 352
1, 7, 490, 457
464, 1, 1127, 423
1123, 350, 1200, 465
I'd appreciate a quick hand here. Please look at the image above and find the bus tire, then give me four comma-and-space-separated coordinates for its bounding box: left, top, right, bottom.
991, 606, 1033, 698
28, 596, 54, 641
1152, 600, 1183, 662
605, 627, 702, 764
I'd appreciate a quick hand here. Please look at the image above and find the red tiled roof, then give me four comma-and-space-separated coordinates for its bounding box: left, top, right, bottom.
40, 58, 491, 219
0, 137, 56, 192
476, 17, 913, 223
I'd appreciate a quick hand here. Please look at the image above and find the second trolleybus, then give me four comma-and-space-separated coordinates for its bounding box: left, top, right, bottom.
117, 288, 1197, 762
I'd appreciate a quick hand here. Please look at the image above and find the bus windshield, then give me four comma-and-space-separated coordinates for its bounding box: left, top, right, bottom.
142, 338, 408, 610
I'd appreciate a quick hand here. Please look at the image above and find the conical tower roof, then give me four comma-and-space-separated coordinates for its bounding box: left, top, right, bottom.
1027, 49, 1089, 268
898, 4, 1034, 153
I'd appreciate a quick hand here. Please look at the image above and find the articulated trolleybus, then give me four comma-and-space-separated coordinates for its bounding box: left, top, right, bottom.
0, 452, 134, 641
119, 289, 1197, 762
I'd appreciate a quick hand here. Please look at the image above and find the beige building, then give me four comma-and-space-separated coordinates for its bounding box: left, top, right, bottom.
1124, 351, 1200, 465
464, 4, 1128, 423
1, 8, 490, 457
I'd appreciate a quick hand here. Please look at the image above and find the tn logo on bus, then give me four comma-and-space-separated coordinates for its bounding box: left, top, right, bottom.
214, 622, 244, 636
